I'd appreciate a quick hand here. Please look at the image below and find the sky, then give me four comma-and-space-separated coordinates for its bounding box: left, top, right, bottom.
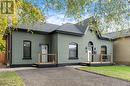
45, 13, 91, 25
44, 10, 77, 25
27, 0, 129, 31
46, 14, 77, 25
27, 0, 92, 25
43, 7, 91, 25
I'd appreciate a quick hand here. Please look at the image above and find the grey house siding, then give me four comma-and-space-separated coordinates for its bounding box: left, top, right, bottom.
10, 28, 113, 65
57, 29, 113, 64
50, 33, 58, 58
12, 31, 51, 65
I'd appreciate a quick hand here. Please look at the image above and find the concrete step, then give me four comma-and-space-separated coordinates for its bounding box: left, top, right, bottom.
34, 63, 58, 68
80, 62, 113, 66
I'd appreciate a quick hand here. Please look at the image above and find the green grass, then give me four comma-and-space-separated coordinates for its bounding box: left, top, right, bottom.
0, 72, 24, 86
79, 66, 130, 81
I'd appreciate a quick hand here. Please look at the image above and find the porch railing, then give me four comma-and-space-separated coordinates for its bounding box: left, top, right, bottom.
100, 54, 113, 63
37, 53, 57, 64
88, 54, 113, 63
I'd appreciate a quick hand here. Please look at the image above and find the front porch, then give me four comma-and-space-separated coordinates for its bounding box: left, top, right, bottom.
80, 54, 113, 66
34, 53, 113, 67
34, 53, 58, 68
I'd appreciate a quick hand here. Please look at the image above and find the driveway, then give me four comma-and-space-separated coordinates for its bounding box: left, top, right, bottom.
16, 67, 130, 86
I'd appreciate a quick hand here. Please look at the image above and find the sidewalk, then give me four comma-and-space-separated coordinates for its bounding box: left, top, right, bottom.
0, 66, 37, 72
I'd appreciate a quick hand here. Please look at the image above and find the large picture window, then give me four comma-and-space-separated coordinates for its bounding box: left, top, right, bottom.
69, 42, 78, 59
23, 40, 31, 59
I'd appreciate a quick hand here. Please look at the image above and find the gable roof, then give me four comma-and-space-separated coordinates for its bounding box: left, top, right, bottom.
103, 29, 130, 40
15, 22, 84, 36
16, 22, 59, 33
6, 17, 112, 40
75, 18, 112, 40
75, 18, 90, 33
55, 23, 84, 35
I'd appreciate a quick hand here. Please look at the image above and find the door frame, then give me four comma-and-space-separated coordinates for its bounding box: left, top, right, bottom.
88, 41, 94, 62
40, 44, 49, 62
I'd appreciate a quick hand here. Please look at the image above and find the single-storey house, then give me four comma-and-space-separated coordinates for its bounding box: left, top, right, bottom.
103, 29, 130, 65
4, 18, 114, 67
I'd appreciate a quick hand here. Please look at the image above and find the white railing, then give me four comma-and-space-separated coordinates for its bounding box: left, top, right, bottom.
88, 54, 113, 63
37, 53, 57, 64
100, 54, 113, 63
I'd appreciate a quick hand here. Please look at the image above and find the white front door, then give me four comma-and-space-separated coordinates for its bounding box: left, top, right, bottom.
88, 47, 92, 62
41, 45, 48, 62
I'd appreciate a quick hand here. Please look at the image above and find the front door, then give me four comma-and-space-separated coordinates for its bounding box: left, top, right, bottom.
88, 41, 94, 62
41, 45, 48, 62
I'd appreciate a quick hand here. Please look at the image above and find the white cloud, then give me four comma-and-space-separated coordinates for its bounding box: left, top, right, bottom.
46, 14, 76, 25
46, 14, 91, 25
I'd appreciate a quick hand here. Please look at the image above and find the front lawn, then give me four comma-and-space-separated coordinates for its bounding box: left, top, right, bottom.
79, 66, 130, 81
0, 72, 24, 86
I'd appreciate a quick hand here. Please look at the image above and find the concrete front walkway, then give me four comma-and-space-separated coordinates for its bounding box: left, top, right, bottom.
0, 67, 37, 72
16, 67, 130, 86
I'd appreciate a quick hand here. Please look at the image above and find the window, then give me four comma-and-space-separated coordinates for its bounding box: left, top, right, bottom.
69, 42, 78, 59
101, 46, 107, 54
101, 46, 107, 59
23, 40, 31, 59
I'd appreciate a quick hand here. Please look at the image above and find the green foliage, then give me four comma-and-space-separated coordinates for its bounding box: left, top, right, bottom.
42, 0, 129, 33
16, 0, 45, 25
0, 36, 5, 52
0, 0, 45, 51
0, 42, 5, 52
0, 0, 45, 33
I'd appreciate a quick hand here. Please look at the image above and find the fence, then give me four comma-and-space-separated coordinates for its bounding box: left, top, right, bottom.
0, 52, 6, 64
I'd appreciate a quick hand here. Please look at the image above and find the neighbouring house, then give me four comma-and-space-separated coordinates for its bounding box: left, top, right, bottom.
103, 29, 130, 65
3, 18, 114, 67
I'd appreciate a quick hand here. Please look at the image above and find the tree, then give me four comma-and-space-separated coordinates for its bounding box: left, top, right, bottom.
0, 0, 45, 52
40, 0, 129, 33
0, 0, 129, 33
0, 0, 129, 51
0, 0, 45, 35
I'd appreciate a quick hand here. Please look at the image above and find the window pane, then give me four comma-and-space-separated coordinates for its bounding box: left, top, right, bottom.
24, 47, 30, 57
101, 46, 107, 54
24, 42, 30, 47
69, 43, 78, 58
101, 46, 107, 59
23, 41, 31, 58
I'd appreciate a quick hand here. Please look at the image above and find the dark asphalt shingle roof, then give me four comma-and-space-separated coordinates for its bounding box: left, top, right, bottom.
16, 22, 85, 35
56, 23, 84, 35
75, 18, 89, 33
16, 17, 100, 36
15, 18, 129, 40
17, 22, 59, 33
103, 29, 130, 39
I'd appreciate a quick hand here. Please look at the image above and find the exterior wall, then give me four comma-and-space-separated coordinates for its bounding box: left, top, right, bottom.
12, 31, 51, 65
50, 34, 58, 58
57, 29, 113, 64
114, 37, 130, 65
11, 29, 113, 65
6, 34, 12, 65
